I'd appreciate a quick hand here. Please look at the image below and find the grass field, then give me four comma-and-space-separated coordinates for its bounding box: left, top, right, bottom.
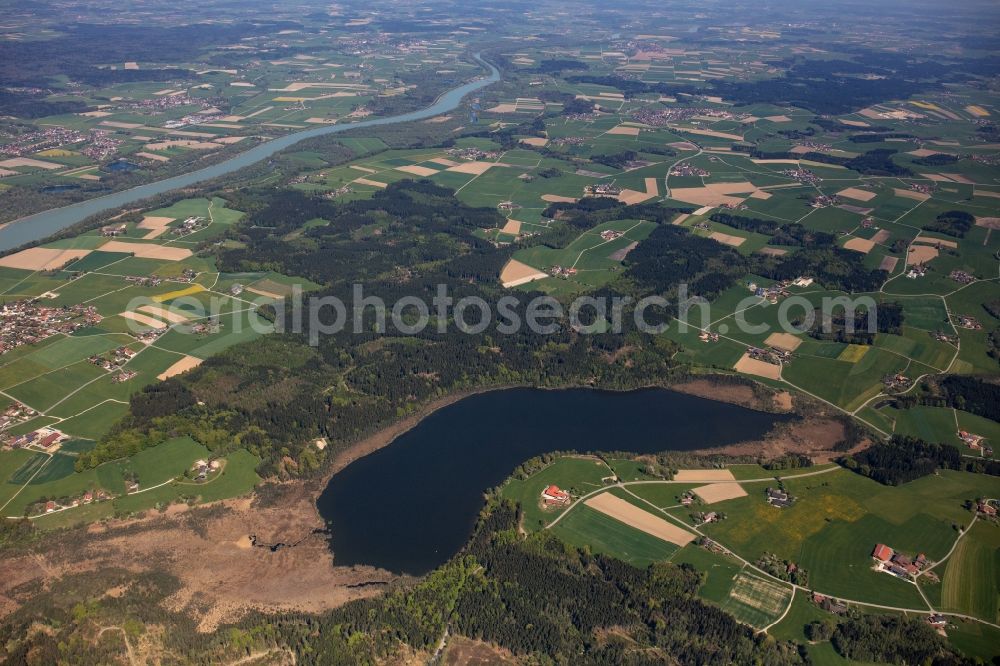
501, 456, 612, 530
696, 468, 997, 607
939, 521, 1000, 623
718, 571, 793, 629
550, 504, 679, 566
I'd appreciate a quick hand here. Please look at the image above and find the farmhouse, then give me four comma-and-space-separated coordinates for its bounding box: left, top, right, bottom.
978, 501, 997, 517
765, 487, 793, 508
872, 543, 894, 562
541, 485, 571, 506
101, 223, 127, 237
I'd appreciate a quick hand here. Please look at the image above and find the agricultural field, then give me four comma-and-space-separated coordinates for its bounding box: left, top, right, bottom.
0, 193, 322, 524
1, 436, 260, 525
503, 453, 1000, 640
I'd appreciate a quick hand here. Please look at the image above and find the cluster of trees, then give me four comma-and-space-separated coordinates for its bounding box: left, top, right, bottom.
920, 375, 1000, 423
923, 210, 975, 238
913, 153, 959, 167
754, 246, 887, 293
626, 224, 746, 300
840, 435, 967, 485
807, 301, 904, 345
711, 213, 839, 249
828, 615, 957, 664
844, 149, 911, 176
588, 148, 675, 169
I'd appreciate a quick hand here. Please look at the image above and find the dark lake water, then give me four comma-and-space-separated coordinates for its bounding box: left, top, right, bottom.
317, 387, 794, 575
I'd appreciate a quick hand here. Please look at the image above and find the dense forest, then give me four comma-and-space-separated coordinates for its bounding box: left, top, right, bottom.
840, 435, 999, 485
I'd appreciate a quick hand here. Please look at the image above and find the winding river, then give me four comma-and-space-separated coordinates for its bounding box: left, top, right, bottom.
317, 387, 794, 576
0, 56, 500, 251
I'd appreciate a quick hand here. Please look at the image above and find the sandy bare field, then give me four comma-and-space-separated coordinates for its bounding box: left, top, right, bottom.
500, 259, 548, 288
879, 256, 899, 272
837, 187, 877, 202
541, 194, 579, 203
668, 141, 699, 151
145, 140, 218, 151
707, 182, 757, 194
446, 160, 503, 175
100, 240, 192, 261
500, 219, 522, 234
913, 236, 958, 248
733, 353, 781, 379
907, 245, 939, 265
644, 177, 660, 196
843, 237, 875, 253
692, 482, 748, 504
352, 177, 388, 188
672, 214, 690, 226
976, 217, 1000, 229
0, 247, 90, 271
763, 115, 792, 123
242, 288, 281, 301
157, 355, 203, 380
395, 164, 438, 177
617, 189, 656, 205
940, 173, 974, 184
138, 216, 172, 239
677, 127, 743, 141
606, 125, 640, 136
584, 493, 695, 547
138, 304, 189, 323
749, 190, 772, 200
965, 105, 990, 117
765, 332, 802, 352
709, 231, 746, 247
0, 157, 63, 170
908, 148, 942, 158
669, 188, 744, 207
485, 103, 518, 113
757, 246, 787, 256
135, 151, 170, 162
920, 173, 955, 182
120, 311, 168, 329
674, 469, 737, 482
138, 216, 174, 229
871, 229, 891, 244
520, 137, 549, 147
893, 188, 930, 201
349, 165, 376, 174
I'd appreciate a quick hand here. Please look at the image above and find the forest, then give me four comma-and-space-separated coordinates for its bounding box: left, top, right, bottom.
840, 435, 999, 485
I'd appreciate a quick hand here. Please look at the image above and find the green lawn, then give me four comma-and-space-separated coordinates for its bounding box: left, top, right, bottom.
939, 521, 1000, 623
550, 504, 679, 567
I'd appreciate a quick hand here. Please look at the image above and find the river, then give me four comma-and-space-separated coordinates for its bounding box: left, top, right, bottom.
0, 56, 500, 252
316, 387, 794, 575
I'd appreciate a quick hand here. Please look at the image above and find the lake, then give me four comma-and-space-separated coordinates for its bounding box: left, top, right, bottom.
0, 55, 500, 251
317, 387, 794, 575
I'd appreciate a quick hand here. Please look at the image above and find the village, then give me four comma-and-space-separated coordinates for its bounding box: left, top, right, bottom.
0, 300, 102, 355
